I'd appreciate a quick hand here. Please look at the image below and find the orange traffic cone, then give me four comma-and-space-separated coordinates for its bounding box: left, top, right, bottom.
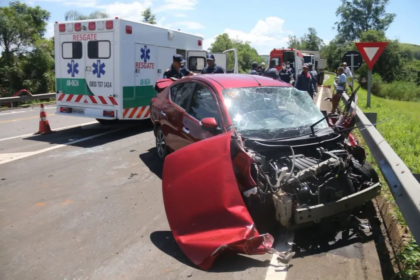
35, 104, 53, 134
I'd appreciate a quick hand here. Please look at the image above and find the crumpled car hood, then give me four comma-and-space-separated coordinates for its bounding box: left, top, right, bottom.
162, 131, 273, 270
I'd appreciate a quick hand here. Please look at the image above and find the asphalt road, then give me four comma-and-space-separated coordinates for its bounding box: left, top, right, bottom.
0, 91, 391, 280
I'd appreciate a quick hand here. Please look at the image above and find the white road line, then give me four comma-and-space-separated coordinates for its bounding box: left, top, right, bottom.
0, 126, 128, 165
0, 106, 55, 116
265, 231, 294, 280
0, 121, 98, 142
316, 86, 324, 109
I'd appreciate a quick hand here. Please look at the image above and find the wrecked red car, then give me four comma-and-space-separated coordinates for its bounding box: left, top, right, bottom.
150, 74, 381, 270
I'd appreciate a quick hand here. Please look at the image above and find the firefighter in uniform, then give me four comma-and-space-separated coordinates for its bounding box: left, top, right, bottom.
249, 62, 259, 75
163, 54, 187, 79
262, 59, 280, 80
201, 54, 225, 74
279, 62, 293, 83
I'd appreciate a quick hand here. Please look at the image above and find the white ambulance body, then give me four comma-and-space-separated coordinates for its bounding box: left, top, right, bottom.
54, 18, 237, 122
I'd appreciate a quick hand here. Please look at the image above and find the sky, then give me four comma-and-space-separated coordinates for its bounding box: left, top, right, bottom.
2, 0, 420, 55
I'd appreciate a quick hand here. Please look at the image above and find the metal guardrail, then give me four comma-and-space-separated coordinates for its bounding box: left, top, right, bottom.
0, 93, 56, 103
342, 92, 420, 243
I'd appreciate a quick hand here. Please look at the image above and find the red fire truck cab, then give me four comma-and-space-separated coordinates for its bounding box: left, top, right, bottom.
269, 48, 304, 82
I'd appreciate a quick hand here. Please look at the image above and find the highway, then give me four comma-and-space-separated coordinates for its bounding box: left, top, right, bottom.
0, 88, 391, 280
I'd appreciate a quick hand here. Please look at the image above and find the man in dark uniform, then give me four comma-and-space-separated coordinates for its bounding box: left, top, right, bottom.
180, 62, 194, 77
279, 62, 293, 83
163, 54, 187, 79
262, 59, 280, 80
201, 54, 225, 74
295, 64, 316, 98
308, 63, 318, 95
249, 61, 259, 75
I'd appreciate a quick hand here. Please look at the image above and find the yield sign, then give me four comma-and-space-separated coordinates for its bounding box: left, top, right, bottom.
355, 42, 388, 70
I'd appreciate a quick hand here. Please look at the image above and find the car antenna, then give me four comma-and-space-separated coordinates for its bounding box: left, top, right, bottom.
250, 75, 261, 86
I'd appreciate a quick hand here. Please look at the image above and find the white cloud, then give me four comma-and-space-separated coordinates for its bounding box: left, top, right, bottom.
45, 21, 55, 39
168, 21, 204, 30
99, 1, 153, 21
155, 0, 197, 12
204, 17, 292, 55
174, 13, 187, 18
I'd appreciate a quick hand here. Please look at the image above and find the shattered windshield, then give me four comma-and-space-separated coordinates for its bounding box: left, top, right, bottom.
222, 86, 328, 139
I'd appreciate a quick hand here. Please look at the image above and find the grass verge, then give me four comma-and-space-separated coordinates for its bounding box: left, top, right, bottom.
345, 82, 420, 278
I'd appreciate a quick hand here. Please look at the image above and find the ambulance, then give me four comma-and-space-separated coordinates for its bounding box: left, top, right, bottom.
54, 18, 237, 123
269, 48, 304, 81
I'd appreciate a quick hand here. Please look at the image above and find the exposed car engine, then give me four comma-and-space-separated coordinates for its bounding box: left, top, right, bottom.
241, 138, 379, 230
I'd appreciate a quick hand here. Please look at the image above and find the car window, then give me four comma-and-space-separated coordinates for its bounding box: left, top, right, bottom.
188, 84, 220, 124
170, 82, 195, 110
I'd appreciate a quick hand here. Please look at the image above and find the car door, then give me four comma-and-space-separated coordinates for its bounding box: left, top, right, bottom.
181, 82, 223, 146
161, 82, 196, 151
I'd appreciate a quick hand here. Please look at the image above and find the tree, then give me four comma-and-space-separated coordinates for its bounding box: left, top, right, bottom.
141, 8, 156, 24
65, 10, 109, 21
335, 0, 396, 42
209, 33, 263, 73
0, 1, 50, 65
288, 28, 324, 51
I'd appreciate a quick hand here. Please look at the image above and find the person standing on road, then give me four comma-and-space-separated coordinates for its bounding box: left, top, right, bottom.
163, 54, 187, 79
249, 61, 260, 75
201, 54, 225, 74
332, 67, 347, 113
262, 59, 280, 80
308, 63, 318, 95
342, 62, 353, 93
279, 62, 293, 84
257, 62, 266, 75
295, 64, 315, 98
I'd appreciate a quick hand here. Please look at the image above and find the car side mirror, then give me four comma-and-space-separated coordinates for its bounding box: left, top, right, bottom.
200, 117, 219, 132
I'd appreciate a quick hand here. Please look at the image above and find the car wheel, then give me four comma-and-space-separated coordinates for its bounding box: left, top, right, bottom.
351, 158, 379, 183
155, 127, 168, 159
96, 119, 118, 125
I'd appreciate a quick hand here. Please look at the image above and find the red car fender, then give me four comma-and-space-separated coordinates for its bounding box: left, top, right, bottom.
162, 131, 273, 270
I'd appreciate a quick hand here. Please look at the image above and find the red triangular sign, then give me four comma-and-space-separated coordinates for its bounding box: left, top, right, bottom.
355, 42, 388, 70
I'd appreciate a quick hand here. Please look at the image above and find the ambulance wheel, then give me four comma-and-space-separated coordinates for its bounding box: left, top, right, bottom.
96, 119, 118, 125
155, 127, 168, 160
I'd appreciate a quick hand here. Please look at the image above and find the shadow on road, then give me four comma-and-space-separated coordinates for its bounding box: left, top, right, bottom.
150, 231, 270, 273
22, 120, 153, 148
291, 201, 395, 279
139, 148, 163, 180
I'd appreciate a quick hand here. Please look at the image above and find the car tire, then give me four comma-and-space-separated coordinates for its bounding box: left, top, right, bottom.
96, 119, 118, 125
351, 158, 379, 183
155, 127, 168, 160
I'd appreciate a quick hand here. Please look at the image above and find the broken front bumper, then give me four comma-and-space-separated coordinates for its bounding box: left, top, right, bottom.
294, 182, 381, 227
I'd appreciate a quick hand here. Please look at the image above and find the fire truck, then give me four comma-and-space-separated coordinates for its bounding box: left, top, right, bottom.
269, 48, 304, 82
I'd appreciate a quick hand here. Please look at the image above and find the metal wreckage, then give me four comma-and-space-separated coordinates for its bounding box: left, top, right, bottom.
161, 86, 381, 270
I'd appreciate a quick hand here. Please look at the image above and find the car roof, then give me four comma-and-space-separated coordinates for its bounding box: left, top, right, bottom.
192, 74, 291, 89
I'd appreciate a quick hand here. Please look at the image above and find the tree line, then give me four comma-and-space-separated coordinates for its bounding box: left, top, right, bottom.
0, 2, 157, 97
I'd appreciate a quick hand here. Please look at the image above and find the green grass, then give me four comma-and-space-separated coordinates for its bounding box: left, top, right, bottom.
346, 82, 420, 277
324, 72, 336, 86
400, 43, 420, 52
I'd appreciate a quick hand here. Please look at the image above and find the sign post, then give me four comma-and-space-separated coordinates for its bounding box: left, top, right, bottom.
342, 50, 363, 74
355, 42, 388, 107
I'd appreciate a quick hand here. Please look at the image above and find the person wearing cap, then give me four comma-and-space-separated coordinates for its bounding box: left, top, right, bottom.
201, 54, 225, 74
308, 63, 318, 95
262, 59, 280, 80
180, 62, 194, 77
279, 62, 293, 84
342, 62, 353, 92
295, 63, 316, 98
163, 54, 187, 79
257, 62, 266, 75
249, 61, 259, 75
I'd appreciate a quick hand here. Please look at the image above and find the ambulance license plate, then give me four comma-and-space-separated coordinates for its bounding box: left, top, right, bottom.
72, 108, 85, 114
